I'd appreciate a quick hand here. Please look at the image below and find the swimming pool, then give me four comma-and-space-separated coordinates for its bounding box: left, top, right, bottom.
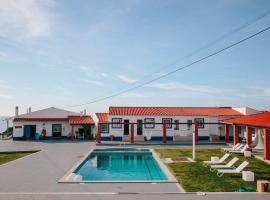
65, 148, 172, 182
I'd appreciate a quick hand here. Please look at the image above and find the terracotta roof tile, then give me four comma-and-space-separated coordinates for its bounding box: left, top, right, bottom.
222, 111, 270, 128
109, 106, 243, 117
96, 113, 109, 123
68, 115, 94, 125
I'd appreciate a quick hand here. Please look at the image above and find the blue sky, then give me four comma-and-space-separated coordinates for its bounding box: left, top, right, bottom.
0, 0, 270, 116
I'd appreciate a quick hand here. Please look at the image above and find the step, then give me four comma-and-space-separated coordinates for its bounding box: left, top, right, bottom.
122, 135, 130, 142
173, 135, 192, 142
134, 135, 145, 142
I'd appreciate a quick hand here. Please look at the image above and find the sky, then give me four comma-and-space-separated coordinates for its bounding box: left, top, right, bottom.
0, 0, 270, 116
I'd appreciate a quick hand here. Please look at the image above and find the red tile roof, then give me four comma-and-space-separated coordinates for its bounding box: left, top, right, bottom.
109, 106, 243, 117
68, 115, 94, 125
222, 111, 270, 128
13, 118, 68, 122
96, 113, 109, 123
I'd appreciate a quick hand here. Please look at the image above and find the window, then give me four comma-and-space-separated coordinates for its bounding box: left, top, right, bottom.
194, 118, 204, 129
101, 124, 109, 133
174, 120, 179, 130
162, 118, 172, 128
111, 118, 122, 128
187, 120, 192, 130
52, 124, 62, 137
144, 118, 155, 129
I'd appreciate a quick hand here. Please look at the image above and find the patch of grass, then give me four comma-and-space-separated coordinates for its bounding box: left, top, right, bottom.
0, 151, 36, 165
155, 148, 270, 192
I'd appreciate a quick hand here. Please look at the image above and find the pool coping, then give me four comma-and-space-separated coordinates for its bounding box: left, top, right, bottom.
58, 147, 178, 183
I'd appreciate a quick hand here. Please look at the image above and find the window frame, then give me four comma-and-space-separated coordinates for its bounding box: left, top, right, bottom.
144, 118, 155, 129
162, 118, 173, 129
194, 118, 205, 129
101, 124, 109, 133
52, 124, 62, 134
111, 118, 122, 129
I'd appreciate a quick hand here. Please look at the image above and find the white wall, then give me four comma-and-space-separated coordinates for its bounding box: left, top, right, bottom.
103, 115, 233, 138
13, 121, 72, 138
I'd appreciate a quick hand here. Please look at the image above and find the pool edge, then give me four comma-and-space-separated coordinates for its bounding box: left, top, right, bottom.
58, 148, 178, 183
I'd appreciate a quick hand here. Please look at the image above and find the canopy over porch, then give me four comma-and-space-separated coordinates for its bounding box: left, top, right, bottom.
68, 115, 95, 139
222, 111, 270, 160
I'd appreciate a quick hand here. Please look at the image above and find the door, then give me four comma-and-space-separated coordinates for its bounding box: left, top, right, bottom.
137, 120, 143, 135
124, 120, 129, 135
24, 125, 36, 140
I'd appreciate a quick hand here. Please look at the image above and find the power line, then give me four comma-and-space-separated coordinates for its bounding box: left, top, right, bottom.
62, 9, 270, 107
65, 25, 270, 108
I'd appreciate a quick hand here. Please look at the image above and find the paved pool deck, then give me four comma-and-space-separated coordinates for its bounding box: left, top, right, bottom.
0, 140, 269, 200
0, 140, 183, 193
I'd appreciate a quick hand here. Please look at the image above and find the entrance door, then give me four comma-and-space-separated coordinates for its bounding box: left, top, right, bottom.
24, 125, 36, 140
124, 120, 129, 135
137, 120, 143, 135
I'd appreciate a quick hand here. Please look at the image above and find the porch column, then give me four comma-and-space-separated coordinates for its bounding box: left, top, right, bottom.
195, 122, 199, 143
71, 125, 74, 140
233, 125, 239, 145
225, 124, 230, 143
130, 123, 134, 144
264, 128, 270, 160
162, 123, 167, 144
246, 126, 252, 146
96, 123, 101, 144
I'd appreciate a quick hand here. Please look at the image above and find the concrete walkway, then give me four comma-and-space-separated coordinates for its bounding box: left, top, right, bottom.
0, 140, 181, 193
1, 140, 269, 200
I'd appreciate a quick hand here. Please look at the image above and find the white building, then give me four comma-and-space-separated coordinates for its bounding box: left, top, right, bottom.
96, 106, 260, 142
13, 107, 95, 140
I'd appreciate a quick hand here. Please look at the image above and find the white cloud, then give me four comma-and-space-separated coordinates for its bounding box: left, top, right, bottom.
116, 74, 138, 84
79, 65, 94, 72
0, 0, 55, 41
101, 73, 109, 77
0, 52, 9, 61
149, 82, 223, 94
83, 79, 104, 86
0, 94, 16, 100
245, 86, 270, 98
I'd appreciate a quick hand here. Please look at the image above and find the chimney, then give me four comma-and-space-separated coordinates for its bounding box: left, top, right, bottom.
15, 106, 19, 117
29, 107, 32, 113
84, 109, 86, 115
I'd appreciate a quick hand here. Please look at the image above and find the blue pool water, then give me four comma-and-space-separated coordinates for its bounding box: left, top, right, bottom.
74, 148, 168, 181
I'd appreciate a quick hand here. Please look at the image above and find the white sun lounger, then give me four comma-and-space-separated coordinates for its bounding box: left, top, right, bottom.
222, 143, 241, 151
210, 157, 239, 169
204, 153, 230, 164
229, 144, 248, 154
217, 161, 249, 174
